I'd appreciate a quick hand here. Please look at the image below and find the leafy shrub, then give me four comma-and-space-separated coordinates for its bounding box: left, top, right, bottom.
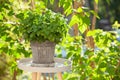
17, 9, 69, 43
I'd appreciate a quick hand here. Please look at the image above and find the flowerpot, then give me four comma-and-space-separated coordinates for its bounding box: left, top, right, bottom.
30, 41, 56, 64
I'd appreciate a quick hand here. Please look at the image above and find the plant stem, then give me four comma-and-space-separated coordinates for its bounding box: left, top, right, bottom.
31, 0, 35, 9
91, 1, 98, 30
73, 0, 83, 36
12, 69, 17, 80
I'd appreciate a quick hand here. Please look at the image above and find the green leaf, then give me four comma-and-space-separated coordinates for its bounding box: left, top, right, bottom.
50, 0, 54, 5
95, 0, 99, 4
0, 14, 3, 20
112, 21, 120, 29
106, 65, 115, 75
69, 15, 79, 26
64, 6, 72, 16
59, 0, 65, 6
90, 10, 100, 19
87, 30, 102, 37
87, 30, 95, 37
82, 16, 90, 25
79, 24, 87, 34
77, 7, 83, 13
8, 10, 14, 16
67, 52, 73, 58
99, 62, 107, 68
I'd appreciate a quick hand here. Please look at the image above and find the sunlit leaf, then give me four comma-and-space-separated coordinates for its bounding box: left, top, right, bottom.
0, 14, 3, 20
79, 24, 87, 33
95, 0, 99, 4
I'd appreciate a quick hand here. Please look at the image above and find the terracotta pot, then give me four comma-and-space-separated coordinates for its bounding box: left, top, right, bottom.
30, 41, 56, 64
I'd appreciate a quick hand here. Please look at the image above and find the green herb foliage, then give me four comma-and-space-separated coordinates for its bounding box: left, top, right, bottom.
17, 9, 69, 43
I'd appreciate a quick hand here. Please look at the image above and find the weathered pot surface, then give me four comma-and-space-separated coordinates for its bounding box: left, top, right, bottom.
30, 41, 56, 65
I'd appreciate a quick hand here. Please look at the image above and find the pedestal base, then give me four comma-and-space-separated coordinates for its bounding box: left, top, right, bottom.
17, 58, 71, 80
17, 58, 71, 73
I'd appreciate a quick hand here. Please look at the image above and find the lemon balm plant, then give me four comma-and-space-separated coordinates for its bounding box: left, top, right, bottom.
18, 9, 68, 43
17, 9, 69, 64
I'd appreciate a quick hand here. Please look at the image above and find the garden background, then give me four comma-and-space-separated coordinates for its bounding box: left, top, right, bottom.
0, 0, 120, 80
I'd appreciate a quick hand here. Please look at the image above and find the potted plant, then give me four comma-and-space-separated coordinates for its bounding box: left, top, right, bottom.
17, 9, 69, 65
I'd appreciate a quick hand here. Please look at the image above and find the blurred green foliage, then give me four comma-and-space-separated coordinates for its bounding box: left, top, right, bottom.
98, 0, 120, 23
0, 0, 120, 80
0, 0, 31, 79
0, 53, 12, 80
